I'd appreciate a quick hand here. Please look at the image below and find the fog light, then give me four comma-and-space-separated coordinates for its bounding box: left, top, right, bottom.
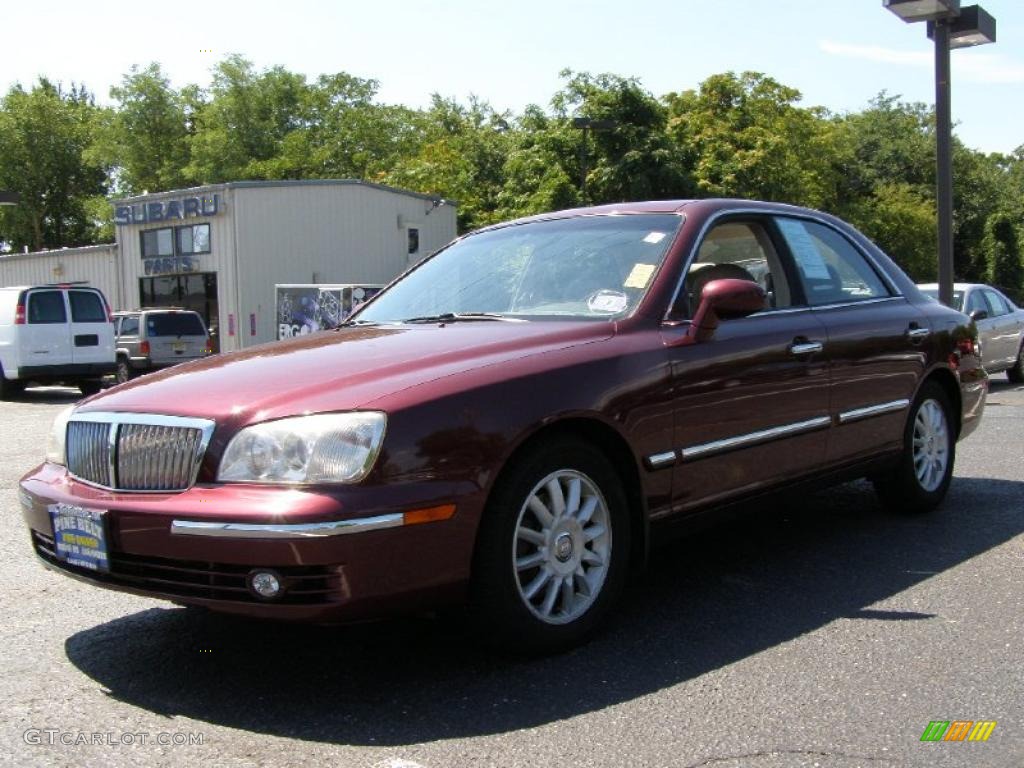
248, 569, 283, 599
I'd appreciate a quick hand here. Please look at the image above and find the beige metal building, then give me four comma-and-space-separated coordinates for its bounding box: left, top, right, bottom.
0, 244, 122, 306
0, 180, 457, 352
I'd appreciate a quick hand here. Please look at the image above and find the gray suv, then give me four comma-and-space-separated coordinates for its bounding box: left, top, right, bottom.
114, 309, 210, 383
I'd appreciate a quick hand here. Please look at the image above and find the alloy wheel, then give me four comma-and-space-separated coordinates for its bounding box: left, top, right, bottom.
512, 469, 611, 625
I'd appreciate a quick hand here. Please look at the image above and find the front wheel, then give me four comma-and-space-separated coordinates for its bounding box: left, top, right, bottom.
1008, 342, 1024, 384
873, 382, 955, 514
470, 438, 630, 654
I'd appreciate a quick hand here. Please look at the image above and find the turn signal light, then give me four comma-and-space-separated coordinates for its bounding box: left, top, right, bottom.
403, 504, 456, 526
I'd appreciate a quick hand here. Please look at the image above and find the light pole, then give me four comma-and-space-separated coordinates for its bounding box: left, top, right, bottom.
571, 117, 616, 201
884, 0, 996, 308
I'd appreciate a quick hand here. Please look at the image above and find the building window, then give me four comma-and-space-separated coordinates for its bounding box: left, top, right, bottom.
177, 223, 211, 255
141, 228, 174, 258
408, 227, 420, 255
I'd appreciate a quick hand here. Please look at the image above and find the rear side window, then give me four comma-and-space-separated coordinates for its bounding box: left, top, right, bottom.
982, 290, 1010, 317
146, 313, 206, 336
27, 291, 67, 324
775, 218, 890, 306
69, 291, 107, 322
119, 316, 140, 335
966, 291, 987, 316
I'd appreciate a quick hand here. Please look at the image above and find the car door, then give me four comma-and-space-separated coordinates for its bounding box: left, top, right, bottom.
965, 288, 1001, 370
22, 289, 72, 372
980, 288, 1020, 367
772, 215, 928, 466
68, 289, 113, 367
665, 217, 831, 512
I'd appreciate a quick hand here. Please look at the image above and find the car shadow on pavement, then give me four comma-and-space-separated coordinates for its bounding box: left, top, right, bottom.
64, 476, 1024, 746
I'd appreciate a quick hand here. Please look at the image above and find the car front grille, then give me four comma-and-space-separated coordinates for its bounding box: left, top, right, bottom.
32, 531, 344, 605
65, 412, 215, 492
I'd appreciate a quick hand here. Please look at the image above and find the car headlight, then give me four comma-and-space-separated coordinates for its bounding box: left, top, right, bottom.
217, 412, 387, 484
45, 405, 75, 466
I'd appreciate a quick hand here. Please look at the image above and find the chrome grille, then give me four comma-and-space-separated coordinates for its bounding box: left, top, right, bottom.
65, 412, 215, 492
67, 421, 113, 488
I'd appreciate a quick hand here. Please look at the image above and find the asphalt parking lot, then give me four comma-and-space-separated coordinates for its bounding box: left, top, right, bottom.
1, 382, 1021, 768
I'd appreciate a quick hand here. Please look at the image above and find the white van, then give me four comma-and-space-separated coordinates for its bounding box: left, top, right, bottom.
0, 284, 117, 398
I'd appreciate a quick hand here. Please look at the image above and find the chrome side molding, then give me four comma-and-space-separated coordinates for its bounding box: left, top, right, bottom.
838, 399, 911, 424
680, 416, 831, 461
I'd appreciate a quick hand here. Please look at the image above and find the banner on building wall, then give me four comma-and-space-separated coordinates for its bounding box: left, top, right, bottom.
275, 284, 382, 340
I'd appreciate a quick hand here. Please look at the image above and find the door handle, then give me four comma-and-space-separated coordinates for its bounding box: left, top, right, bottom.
907, 326, 930, 341
790, 340, 823, 356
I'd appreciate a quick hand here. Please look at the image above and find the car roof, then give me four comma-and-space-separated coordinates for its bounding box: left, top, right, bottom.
471, 198, 834, 235
917, 283, 983, 291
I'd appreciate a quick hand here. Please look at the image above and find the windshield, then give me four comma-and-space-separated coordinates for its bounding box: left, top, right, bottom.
356, 214, 682, 323
919, 288, 964, 311
146, 313, 207, 336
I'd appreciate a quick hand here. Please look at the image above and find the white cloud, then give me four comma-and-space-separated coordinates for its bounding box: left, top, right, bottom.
819, 39, 1024, 84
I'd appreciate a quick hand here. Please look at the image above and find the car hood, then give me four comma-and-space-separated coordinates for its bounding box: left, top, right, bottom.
79, 321, 613, 424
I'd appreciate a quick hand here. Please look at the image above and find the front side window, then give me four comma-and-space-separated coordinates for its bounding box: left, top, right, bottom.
775, 218, 890, 306
684, 221, 793, 314
357, 214, 682, 322
27, 291, 67, 324
966, 290, 987, 316
141, 228, 174, 258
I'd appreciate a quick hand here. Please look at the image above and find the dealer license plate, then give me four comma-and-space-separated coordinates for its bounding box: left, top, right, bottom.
49, 504, 110, 572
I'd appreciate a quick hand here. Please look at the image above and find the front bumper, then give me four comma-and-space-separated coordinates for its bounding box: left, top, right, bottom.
20, 463, 481, 622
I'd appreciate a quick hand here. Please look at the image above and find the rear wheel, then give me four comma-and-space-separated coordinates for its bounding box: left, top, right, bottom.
873, 381, 955, 514
470, 438, 630, 654
78, 380, 103, 397
115, 358, 132, 384
1008, 342, 1024, 384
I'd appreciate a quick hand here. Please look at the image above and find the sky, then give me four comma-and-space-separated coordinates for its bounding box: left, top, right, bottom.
4, 0, 1023, 155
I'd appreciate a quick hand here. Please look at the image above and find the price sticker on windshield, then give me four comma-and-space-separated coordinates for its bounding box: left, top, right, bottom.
624, 263, 656, 289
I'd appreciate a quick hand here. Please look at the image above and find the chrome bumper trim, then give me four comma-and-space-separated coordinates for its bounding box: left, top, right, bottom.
170, 513, 403, 539
681, 416, 831, 461
838, 399, 910, 424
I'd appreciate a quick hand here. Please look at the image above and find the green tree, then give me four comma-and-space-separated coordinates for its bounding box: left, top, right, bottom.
0, 79, 108, 251
665, 71, 833, 208
385, 95, 514, 231
99, 63, 193, 194
983, 212, 1023, 299
185, 55, 308, 182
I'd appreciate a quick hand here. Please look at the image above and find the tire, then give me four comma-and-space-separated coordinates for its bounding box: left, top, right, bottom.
78, 380, 103, 397
115, 358, 132, 385
470, 437, 630, 655
1008, 343, 1024, 384
873, 382, 955, 514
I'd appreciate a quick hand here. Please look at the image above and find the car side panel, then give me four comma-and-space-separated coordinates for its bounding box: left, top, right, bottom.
816, 297, 929, 465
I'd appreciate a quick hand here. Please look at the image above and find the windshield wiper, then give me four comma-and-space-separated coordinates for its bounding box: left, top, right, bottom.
400, 312, 523, 324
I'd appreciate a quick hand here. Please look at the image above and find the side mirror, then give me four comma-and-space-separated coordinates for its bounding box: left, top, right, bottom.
689, 279, 767, 343
969, 309, 988, 322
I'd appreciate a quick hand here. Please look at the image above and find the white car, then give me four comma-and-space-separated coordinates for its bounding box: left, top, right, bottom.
0, 283, 116, 398
919, 282, 1024, 382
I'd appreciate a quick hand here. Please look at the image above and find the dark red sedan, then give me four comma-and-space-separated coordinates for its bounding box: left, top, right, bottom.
20, 199, 987, 652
